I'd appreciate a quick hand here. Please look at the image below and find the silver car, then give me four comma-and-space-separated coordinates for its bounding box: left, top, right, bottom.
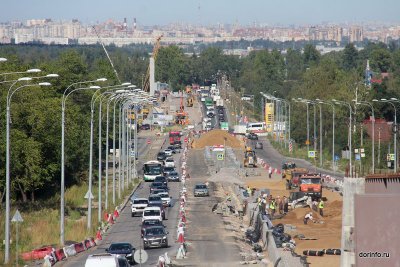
194, 183, 209, 197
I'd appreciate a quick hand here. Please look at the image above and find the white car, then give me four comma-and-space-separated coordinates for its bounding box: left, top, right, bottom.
164, 157, 175, 168
157, 192, 171, 207
164, 149, 173, 156
85, 254, 119, 267
201, 97, 205, 102
142, 206, 163, 222
131, 198, 149, 217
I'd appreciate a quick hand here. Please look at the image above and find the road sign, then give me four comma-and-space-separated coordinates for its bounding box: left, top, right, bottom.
388, 153, 395, 161
308, 151, 316, 158
355, 154, 361, 161
134, 249, 148, 264
221, 122, 229, 130
289, 142, 293, 153
217, 153, 224, 160
130, 150, 136, 158
334, 155, 340, 162
11, 210, 23, 223
84, 191, 94, 199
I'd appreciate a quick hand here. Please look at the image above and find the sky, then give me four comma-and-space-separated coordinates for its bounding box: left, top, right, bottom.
1, 0, 399, 26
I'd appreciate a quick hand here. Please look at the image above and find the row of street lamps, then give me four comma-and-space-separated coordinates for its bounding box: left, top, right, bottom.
260, 91, 399, 176
1, 57, 156, 263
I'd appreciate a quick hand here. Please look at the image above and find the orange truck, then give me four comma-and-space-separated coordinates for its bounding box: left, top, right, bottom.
298, 173, 322, 200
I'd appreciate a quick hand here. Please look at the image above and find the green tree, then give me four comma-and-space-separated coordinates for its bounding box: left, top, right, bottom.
342, 43, 359, 70
303, 44, 320, 68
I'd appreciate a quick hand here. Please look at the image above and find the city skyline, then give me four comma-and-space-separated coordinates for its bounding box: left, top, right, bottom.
1, 0, 400, 26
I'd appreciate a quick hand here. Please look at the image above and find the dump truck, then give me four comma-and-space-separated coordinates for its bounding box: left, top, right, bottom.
298, 173, 322, 200
186, 95, 194, 107
284, 167, 308, 190
244, 147, 257, 168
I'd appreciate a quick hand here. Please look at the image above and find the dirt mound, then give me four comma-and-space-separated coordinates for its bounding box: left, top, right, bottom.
192, 129, 243, 148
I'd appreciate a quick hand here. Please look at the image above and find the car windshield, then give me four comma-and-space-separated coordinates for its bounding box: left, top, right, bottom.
169, 172, 178, 176
157, 152, 165, 156
166, 159, 174, 162
133, 199, 148, 204
144, 210, 160, 216
153, 189, 165, 194
158, 193, 168, 198
149, 196, 161, 201
143, 220, 161, 226
164, 167, 174, 171
195, 184, 207, 189
300, 178, 321, 184
152, 182, 163, 187
145, 227, 165, 236
109, 243, 131, 252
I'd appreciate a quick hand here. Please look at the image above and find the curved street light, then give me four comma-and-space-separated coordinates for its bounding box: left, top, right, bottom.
4, 82, 52, 264
333, 99, 353, 177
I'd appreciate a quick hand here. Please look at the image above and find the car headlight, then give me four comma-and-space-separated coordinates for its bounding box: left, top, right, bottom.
127, 253, 132, 257
143, 238, 148, 241
162, 236, 167, 239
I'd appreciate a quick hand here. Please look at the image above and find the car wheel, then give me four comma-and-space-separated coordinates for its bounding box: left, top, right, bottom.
164, 242, 169, 248
131, 213, 134, 217
143, 244, 148, 250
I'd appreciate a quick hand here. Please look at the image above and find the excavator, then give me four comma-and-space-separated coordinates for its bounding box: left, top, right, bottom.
185, 85, 194, 107
244, 147, 257, 168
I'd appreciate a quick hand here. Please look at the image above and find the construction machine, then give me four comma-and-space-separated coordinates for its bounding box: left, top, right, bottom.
244, 147, 257, 168
186, 95, 194, 107
284, 167, 308, 190
298, 173, 322, 200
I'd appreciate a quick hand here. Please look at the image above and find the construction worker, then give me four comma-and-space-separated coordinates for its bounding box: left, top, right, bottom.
246, 186, 252, 197
318, 199, 324, 217
269, 199, 276, 218
303, 212, 314, 224
268, 166, 272, 179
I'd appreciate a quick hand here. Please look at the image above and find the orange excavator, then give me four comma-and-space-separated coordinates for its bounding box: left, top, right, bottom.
175, 90, 189, 125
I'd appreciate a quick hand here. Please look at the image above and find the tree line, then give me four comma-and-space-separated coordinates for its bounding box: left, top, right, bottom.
0, 41, 400, 203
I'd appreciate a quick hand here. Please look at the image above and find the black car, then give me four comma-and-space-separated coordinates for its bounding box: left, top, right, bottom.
150, 182, 168, 193
141, 219, 165, 237
167, 145, 179, 154
105, 242, 135, 263
143, 226, 169, 249
140, 124, 150, 130
154, 176, 168, 187
157, 152, 167, 161
247, 133, 258, 140
163, 166, 175, 176
148, 194, 163, 205
167, 171, 180, 182
147, 202, 166, 220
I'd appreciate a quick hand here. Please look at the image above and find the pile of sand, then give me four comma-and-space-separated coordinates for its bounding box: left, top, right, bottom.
192, 129, 243, 149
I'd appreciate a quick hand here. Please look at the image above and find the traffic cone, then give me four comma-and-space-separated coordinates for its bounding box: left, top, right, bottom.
181, 214, 186, 223
96, 229, 102, 240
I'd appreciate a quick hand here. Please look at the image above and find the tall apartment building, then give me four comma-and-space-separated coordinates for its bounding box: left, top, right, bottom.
349, 26, 363, 42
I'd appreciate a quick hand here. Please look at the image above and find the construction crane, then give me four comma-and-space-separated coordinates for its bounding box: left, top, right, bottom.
142, 35, 163, 92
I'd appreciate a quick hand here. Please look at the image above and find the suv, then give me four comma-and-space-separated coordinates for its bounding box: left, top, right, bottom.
141, 219, 165, 237
143, 226, 169, 249
142, 206, 163, 222
194, 183, 209, 197
164, 158, 175, 168
157, 191, 171, 207
157, 152, 167, 161
167, 171, 180, 182
255, 141, 263, 149
131, 198, 149, 217
150, 182, 168, 193
148, 202, 166, 220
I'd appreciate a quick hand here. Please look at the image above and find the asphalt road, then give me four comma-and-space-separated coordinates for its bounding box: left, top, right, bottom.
60, 133, 182, 267
248, 138, 345, 179
176, 149, 242, 266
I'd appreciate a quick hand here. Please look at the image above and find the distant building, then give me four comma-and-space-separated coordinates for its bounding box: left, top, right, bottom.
349, 26, 363, 43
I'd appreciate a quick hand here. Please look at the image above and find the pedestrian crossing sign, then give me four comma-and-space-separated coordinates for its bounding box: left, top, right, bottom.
308, 151, 316, 158
217, 153, 224, 160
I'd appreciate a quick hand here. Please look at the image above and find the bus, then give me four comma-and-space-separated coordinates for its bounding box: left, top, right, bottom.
247, 122, 266, 134
143, 161, 163, 182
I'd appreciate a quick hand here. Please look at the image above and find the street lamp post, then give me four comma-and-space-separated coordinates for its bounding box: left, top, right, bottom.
354, 100, 375, 173
5, 82, 52, 264
317, 100, 335, 171
333, 100, 353, 177
374, 98, 397, 172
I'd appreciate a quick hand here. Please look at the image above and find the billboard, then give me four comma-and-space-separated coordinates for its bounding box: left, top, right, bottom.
265, 103, 274, 133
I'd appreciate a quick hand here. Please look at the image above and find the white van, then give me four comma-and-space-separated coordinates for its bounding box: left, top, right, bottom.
142, 206, 163, 222
85, 253, 119, 267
